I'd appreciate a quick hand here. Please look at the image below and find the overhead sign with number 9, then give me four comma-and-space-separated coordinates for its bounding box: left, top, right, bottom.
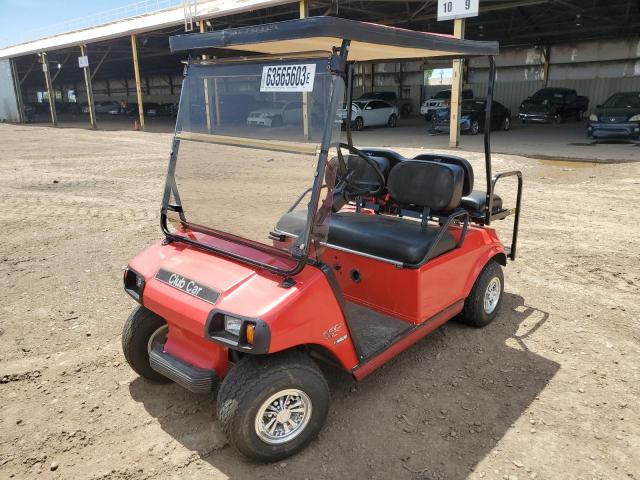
437, 0, 479, 21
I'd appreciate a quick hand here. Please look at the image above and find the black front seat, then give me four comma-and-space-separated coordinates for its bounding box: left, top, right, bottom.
276, 160, 465, 265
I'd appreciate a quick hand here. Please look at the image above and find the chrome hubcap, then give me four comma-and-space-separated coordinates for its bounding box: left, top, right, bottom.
484, 277, 501, 314
255, 389, 312, 445
147, 325, 168, 355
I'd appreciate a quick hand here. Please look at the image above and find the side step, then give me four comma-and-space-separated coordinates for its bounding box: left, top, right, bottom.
149, 345, 216, 394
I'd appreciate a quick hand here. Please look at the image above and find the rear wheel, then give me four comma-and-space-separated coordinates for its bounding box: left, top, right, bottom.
458, 261, 504, 327
502, 116, 511, 131
387, 114, 398, 128
353, 116, 364, 131
576, 109, 584, 121
122, 306, 171, 382
470, 120, 480, 135
555, 113, 563, 124
217, 350, 330, 462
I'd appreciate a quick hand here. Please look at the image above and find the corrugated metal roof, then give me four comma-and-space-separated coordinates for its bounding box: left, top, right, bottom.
0, 0, 295, 60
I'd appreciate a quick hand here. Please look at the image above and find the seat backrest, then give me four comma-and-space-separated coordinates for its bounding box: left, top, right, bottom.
360, 148, 407, 171
413, 153, 474, 196
387, 160, 464, 210
346, 154, 390, 182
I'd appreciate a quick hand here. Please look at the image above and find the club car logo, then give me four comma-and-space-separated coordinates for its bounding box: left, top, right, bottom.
155, 269, 220, 305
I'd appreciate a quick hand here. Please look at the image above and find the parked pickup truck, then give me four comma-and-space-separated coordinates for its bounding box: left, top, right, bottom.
354, 91, 413, 118
420, 88, 474, 121
519, 87, 589, 123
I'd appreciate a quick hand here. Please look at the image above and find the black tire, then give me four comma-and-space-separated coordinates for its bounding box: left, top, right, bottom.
576, 109, 583, 121
353, 116, 364, 131
217, 350, 330, 462
458, 261, 504, 328
470, 120, 480, 135
502, 116, 511, 131
122, 306, 170, 382
387, 114, 398, 128
424, 114, 431, 122
555, 113, 562, 124
521, 118, 526, 124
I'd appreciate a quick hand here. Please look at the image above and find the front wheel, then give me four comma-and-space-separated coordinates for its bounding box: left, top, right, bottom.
353, 116, 364, 131
387, 114, 398, 128
458, 261, 504, 327
217, 351, 330, 462
122, 306, 171, 382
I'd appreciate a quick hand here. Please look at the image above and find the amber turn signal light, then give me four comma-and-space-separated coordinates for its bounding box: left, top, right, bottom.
246, 324, 255, 344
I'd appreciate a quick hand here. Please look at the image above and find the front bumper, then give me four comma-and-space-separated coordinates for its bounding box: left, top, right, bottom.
247, 117, 273, 127
588, 122, 640, 139
149, 344, 217, 394
519, 112, 555, 122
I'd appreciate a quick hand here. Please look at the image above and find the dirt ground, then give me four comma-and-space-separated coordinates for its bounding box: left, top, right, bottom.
0, 123, 639, 480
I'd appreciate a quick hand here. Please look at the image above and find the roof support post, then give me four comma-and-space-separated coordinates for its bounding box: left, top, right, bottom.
10, 58, 26, 123
41, 52, 58, 127
542, 44, 551, 87
449, 18, 465, 148
300, 0, 310, 140
199, 20, 214, 133
130, 33, 145, 130
80, 44, 97, 129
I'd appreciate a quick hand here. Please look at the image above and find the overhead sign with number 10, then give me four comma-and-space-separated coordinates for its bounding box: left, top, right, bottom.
437, 0, 479, 21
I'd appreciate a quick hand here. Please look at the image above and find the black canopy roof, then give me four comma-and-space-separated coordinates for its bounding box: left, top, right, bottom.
169, 16, 498, 61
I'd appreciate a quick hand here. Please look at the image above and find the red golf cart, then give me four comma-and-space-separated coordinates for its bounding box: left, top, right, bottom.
122, 17, 522, 462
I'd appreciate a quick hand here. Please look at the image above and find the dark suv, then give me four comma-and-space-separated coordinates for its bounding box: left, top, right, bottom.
587, 92, 640, 140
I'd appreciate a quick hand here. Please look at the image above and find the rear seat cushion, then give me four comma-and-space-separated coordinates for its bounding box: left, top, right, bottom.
461, 191, 503, 213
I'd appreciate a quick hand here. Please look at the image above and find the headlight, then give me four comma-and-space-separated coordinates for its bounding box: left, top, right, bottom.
589, 113, 599, 122
224, 315, 243, 336
123, 267, 145, 302
629, 114, 640, 122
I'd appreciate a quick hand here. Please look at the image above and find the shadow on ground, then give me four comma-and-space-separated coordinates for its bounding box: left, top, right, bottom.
129, 292, 560, 479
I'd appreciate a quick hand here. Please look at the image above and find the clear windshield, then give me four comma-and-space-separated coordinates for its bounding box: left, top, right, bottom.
164, 58, 344, 272
602, 92, 640, 109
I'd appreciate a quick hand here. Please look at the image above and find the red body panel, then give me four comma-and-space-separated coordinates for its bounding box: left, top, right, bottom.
127, 223, 504, 378
129, 239, 359, 374
322, 225, 504, 323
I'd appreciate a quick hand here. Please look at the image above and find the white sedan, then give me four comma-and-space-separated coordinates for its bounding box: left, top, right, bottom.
246, 101, 302, 127
341, 100, 398, 130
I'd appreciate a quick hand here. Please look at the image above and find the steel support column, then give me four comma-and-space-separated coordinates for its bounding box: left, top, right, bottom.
449, 18, 465, 148
80, 44, 97, 129
199, 20, 213, 132
543, 45, 551, 87
300, 0, 310, 139
41, 52, 57, 127
130, 34, 145, 129
10, 58, 25, 123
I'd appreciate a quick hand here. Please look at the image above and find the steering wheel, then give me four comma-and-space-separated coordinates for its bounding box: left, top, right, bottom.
333, 143, 386, 206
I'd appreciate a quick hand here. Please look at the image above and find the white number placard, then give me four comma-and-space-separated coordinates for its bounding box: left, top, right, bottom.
438, 0, 479, 21
78, 55, 89, 68
260, 64, 316, 92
